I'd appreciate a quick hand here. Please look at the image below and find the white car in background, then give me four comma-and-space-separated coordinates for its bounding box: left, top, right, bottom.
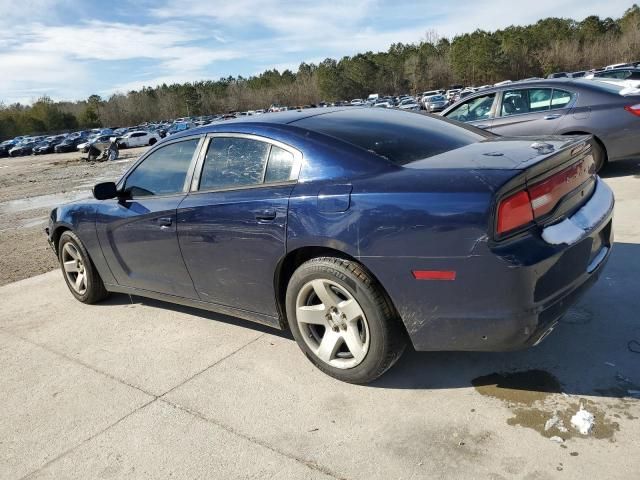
397, 98, 420, 111
113, 131, 160, 148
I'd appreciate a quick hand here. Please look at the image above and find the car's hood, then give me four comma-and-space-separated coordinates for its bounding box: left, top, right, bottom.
405, 135, 589, 170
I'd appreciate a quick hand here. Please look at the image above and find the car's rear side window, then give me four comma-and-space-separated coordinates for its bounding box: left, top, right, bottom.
265, 145, 295, 182
294, 108, 489, 165
551, 89, 574, 110
199, 138, 298, 190
200, 137, 270, 190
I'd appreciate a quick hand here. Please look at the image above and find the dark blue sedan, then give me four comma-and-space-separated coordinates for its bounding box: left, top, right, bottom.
46, 108, 614, 383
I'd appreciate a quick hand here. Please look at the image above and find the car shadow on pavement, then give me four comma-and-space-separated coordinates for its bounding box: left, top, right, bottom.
97, 293, 294, 340
96, 242, 639, 400
372, 242, 640, 400
600, 158, 640, 178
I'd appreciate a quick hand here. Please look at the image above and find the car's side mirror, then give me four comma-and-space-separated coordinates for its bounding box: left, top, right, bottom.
93, 182, 118, 200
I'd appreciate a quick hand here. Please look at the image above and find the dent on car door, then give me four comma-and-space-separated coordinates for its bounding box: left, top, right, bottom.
95, 137, 203, 297
444, 93, 496, 130
177, 135, 301, 318
491, 88, 574, 136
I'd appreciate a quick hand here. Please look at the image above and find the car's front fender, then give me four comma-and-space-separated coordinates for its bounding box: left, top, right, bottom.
47, 202, 116, 284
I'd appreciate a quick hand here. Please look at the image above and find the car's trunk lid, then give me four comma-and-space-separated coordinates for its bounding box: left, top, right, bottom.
408, 135, 599, 239
405, 135, 590, 172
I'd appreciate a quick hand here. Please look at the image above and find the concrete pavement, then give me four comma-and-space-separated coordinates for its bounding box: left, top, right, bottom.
1, 161, 639, 479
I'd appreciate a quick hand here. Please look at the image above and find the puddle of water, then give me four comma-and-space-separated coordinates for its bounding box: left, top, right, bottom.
472, 370, 624, 441
0, 190, 90, 214
508, 400, 620, 440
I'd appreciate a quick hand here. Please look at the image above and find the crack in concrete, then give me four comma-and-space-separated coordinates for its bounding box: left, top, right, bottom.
3, 330, 340, 480
161, 398, 348, 480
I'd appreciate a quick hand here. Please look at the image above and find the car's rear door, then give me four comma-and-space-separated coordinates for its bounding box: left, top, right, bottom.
490, 88, 575, 135
95, 136, 203, 298
177, 133, 302, 317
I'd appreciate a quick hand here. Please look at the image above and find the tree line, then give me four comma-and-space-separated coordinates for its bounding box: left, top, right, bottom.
2, 5, 640, 139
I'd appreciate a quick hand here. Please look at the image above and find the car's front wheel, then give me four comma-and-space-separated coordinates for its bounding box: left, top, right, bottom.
286, 257, 406, 384
58, 231, 108, 304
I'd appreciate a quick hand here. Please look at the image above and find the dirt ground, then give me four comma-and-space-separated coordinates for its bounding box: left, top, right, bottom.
0, 148, 145, 286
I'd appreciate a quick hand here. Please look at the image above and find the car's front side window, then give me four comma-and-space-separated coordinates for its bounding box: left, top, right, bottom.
445, 94, 495, 122
124, 139, 200, 197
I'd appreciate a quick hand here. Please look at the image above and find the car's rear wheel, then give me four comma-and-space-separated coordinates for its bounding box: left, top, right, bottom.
149, 138, 157, 146
285, 257, 406, 384
58, 231, 108, 304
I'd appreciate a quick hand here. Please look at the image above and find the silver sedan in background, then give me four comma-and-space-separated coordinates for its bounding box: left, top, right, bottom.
422, 94, 449, 112
441, 78, 640, 171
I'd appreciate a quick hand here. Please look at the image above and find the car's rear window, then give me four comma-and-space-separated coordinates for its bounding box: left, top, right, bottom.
293, 108, 491, 165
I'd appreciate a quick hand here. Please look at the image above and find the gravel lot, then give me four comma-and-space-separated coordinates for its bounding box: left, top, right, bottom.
0, 152, 639, 479
0, 148, 144, 286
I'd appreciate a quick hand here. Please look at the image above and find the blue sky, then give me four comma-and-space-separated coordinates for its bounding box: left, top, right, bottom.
0, 0, 633, 104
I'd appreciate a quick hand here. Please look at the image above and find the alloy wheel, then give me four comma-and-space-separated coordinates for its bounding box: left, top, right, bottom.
295, 279, 370, 369
61, 243, 87, 295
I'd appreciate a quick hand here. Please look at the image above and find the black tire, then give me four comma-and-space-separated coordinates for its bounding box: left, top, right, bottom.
58, 231, 108, 304
149, 138, 157, 146
285, 257, 406, 384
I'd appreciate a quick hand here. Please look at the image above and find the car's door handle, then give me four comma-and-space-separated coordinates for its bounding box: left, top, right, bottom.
157, 217, 173, 228
475, 124, 490, 129
544, 114, 562, 120
254, 209, 277, 221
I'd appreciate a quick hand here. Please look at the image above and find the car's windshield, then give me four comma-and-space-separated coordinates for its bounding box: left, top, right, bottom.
428, 95, 446, 101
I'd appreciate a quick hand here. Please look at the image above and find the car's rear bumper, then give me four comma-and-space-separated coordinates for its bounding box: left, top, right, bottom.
361, 180, 614, 352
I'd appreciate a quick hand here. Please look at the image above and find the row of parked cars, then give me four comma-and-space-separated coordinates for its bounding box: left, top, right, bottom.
547, 61, 640, 79
0, 119, 207, 158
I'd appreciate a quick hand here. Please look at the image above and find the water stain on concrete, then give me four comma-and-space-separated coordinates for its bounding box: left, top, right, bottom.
507, 399, 619, 440
472, 370, 621, 440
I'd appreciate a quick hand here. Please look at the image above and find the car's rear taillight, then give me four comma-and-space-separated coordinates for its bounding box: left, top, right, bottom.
497, 190, 533, 235
496, 157, 594, 237
624, 104, 640, 116
528, 159, 592, 217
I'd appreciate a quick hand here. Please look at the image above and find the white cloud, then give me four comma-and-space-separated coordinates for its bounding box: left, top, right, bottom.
0, 0, 635, 103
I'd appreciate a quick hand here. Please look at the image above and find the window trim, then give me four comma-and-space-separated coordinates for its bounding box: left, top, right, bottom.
117, 135, 206, 199
190, 133, 303, 193
496, 87, 577, 119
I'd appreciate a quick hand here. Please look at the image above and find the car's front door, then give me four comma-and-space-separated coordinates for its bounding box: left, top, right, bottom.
490, 88, 575, 136
443, 93, 497, 130
177, 134, 302, 317
96, 137, 203, 298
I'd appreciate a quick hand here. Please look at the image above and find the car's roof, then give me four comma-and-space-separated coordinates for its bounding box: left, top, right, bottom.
456, 78, 624, 97
167, 107, 355, 141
